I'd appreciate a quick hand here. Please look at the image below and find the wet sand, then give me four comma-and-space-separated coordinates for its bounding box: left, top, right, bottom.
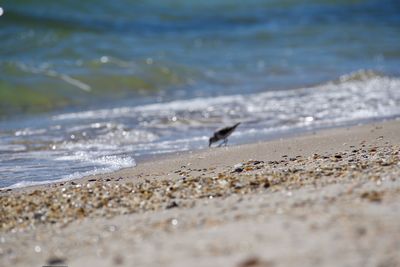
1, 119, 400, 267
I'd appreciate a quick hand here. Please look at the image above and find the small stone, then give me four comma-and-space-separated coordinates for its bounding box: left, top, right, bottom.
249, 181, 259, 188
166, 201, 179, 209
355, 226, 367, 237
360, 191, 383, 202
233, 167, 244, 173
238, 256, 272, 267
113, 254, 124, 265
171, 219, 178, 226
46, 256, 66, 265
33, 212, 43, 220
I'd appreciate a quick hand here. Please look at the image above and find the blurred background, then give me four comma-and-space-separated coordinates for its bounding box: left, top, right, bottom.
0, 0, 399, 188
1, 0, 399, 117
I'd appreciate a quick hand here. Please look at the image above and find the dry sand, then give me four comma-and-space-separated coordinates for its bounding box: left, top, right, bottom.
1, 119, 400, 267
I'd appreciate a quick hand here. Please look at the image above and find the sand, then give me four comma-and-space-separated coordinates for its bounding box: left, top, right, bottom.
1, 119, 400, 267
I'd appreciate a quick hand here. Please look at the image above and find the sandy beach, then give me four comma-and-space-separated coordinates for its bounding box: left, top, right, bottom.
1, 119, 400, 267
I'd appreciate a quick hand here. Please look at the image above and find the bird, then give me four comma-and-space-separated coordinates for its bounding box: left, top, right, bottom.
209, 122, 240, 147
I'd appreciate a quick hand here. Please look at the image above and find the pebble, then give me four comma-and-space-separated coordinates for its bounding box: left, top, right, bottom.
166, 201, 179, 209
0, 144, 398, 232
238, 256, 272, 267
46, 256, 66, 265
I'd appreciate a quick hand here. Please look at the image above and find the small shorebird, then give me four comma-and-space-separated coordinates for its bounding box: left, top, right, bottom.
209, 122, 240, 147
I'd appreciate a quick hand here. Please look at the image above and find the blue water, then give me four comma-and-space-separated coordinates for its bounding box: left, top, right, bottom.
0, 0, 400, 188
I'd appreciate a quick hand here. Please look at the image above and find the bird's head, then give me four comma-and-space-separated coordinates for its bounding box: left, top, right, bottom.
209, 136, 218, 147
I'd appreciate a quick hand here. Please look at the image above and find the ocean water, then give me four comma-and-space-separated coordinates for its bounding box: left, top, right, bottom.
0, 0, 400, 188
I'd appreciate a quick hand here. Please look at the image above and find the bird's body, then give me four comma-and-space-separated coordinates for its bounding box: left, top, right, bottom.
209, 122, 240, 147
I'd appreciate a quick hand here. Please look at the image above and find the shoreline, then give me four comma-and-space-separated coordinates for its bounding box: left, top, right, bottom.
4, 118, 399, 194
1, 119, 400, 266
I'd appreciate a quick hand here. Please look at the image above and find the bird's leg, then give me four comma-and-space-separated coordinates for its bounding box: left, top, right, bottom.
223, 138, 228, 146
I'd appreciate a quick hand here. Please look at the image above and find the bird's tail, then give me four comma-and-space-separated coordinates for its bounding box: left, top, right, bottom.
233, 122, 241, 128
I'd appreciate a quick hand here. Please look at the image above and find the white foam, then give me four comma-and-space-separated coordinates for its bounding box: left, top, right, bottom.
3, 71, 400, 189
5, 157, 136, 189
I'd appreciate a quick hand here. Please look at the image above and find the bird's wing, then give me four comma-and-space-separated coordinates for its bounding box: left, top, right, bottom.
217, 122, 240, 136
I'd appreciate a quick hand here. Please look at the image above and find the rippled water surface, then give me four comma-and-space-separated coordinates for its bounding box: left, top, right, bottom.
0, 0, 399, 187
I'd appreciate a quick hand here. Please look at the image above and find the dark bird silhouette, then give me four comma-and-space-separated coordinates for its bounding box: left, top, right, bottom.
209, 122, 240, 147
